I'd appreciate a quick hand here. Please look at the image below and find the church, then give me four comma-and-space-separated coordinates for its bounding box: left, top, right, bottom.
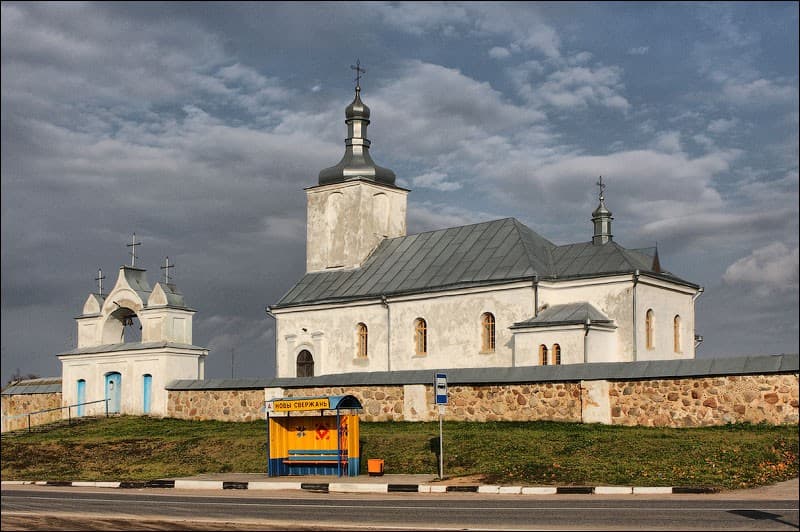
268, 83, 703, 379
43, 80, 703, 421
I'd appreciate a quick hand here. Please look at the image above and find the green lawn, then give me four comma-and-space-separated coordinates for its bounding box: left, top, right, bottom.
1, 416, 797, 490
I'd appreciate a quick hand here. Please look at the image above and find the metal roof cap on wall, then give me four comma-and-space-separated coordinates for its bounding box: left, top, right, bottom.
163, 354, 798, 391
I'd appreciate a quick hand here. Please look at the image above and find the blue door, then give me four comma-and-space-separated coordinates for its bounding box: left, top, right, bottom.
142, 374, 152, 414
105, 372, 121, 414
76, 379, 86, 417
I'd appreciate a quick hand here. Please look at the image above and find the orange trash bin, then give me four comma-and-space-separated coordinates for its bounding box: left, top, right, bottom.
368, 459, 384, 476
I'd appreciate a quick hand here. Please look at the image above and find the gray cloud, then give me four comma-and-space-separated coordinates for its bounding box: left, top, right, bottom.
1, 2, 797, 384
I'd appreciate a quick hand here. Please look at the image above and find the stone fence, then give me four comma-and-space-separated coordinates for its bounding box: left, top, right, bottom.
164, 354, 798, 427
1, 379, 63, 432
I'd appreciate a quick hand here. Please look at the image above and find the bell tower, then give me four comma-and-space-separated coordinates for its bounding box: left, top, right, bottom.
306, 66, 408, 273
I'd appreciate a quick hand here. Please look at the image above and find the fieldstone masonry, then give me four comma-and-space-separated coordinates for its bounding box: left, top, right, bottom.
167, 389, 264, 422
1, 392, 62, 432
609, 373, 799, 427
163, 373, 798, 427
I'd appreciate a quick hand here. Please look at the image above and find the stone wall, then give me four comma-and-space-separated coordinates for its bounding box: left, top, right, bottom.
1, 392, 62, 432
272, 386, 405, 421
268, 383, 582, 422
163, 370, 798, 427
167, 389, 265, 422
609, 373, 799, 427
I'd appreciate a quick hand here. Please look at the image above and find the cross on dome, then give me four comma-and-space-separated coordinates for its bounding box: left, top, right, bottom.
350, 59, 366, 90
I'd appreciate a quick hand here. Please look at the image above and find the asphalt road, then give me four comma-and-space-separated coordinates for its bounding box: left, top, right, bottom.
2, 486, 798, 531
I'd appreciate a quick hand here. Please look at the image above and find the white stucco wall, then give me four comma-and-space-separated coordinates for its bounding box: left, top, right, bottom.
538, 276, 634, 361
388, 284, 535, 371
306, 180, 407, 273
513, 325, 586, 366
274, 282, 536, 377
635, 277, 696, 360
59, 349, 205, 417
585, 325, 619, 363
274, 274, 698, 376
276, 301, 389, 377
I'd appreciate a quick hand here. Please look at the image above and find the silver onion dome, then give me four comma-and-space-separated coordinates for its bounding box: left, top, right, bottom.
318, 86, 396, 186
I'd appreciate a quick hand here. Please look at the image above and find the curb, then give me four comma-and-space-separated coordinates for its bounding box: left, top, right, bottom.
0, 480, 719, 495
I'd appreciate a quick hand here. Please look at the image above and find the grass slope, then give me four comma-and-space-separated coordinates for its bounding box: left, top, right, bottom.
2, 417, 797, 489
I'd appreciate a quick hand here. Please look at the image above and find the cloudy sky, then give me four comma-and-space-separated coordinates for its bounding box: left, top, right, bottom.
2, 2, 798, 384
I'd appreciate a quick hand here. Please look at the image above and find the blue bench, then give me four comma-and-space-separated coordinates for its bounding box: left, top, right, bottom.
283, 449, 347, 466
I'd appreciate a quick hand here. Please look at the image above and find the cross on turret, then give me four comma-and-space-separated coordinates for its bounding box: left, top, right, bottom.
126, 233, 141, 267
350, 59, 366, 89
160, 256, 175, 284
597, 176, 606, 201
95, 268, 106, 296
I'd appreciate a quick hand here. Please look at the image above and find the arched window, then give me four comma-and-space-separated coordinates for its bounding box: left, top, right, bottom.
414, 318, 427, 355
296, 350, 314, 377
552, 344, 561, 365
645, 309, 655, 349
539, 345, 548, 366
673, 315, 681, 353
357, 323, 368, 358
481, 313, 495, 352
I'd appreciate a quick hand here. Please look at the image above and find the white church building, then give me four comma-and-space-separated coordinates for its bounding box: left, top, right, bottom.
269, 84, 703, 379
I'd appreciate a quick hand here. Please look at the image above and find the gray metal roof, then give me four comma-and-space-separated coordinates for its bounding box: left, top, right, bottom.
58, 341, 208, 357
152, 282, 189, 309
274, 218, 696, 308
511, 302, 613, 329
165, 354, 798, 390
2, 377, 62, 395
166, 378, 275, 391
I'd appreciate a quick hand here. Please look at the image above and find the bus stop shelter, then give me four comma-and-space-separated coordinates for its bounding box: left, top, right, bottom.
266, 395, 362, 477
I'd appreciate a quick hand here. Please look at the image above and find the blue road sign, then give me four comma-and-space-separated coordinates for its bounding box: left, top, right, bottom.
434, 373, 448, 405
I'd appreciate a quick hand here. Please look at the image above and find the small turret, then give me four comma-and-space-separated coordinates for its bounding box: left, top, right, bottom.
592, 176, 613, 245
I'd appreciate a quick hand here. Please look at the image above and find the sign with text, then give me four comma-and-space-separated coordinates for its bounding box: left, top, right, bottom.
434, 373, 448, 405
271, 398, 330, 412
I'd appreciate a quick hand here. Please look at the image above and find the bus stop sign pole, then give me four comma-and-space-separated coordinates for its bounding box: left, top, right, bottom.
434, 372, 448, 480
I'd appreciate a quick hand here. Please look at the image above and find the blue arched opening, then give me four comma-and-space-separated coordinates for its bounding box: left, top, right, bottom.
105, 372, 122, 414
76, 379, 86, 417
142, 374, 152, 414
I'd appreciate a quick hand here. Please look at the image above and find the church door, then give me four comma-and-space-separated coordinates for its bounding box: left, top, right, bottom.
76, 379, 86, 417
142, 374, 152, 414
105, 372, 122, 414
297, 350, 314, 377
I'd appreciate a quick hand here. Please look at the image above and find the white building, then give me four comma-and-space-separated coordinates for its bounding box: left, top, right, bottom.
58, 264, 207, 417
269, 85, 703, 378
